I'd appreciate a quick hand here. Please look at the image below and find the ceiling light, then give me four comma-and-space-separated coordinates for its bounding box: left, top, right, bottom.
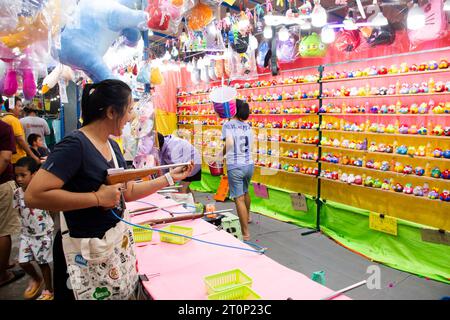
301, 21, 312, 30
407, 0, 425, 30
445, 0, 450, 11
278, 26, 289, 41
311, 0, 327, 27
321, 26, 335, 44
263, 25, 273, 39
372, 11, 388, 26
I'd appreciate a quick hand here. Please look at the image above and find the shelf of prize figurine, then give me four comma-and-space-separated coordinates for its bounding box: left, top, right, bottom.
320, 68, 450, 83
319, 113, 450, 117
177, 113, 320, 116
254, 165, 318, 179
320, 161, 450, 184
253, 153, 318, 163
320, 92, 450, 99
319, 177, 450, 204
177, 97, 319, 107
321, 129, 450, 140
320, 145, 450, 162
176, 81, 320, 98
176, 68, 450, 98
178, 123, 320, 132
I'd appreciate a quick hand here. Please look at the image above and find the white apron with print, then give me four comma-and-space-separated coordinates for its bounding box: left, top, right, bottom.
60, 142, 138, 300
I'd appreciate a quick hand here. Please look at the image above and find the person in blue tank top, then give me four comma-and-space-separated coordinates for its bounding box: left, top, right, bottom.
221, 99, 254, 241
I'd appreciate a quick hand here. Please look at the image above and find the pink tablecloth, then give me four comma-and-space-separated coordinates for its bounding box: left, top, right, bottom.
128, 193, 350, 300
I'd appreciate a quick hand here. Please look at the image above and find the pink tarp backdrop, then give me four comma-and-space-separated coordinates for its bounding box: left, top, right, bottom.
128, 193, 351, 300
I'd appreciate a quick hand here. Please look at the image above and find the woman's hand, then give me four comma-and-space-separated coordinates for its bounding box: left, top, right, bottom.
169, 163, 194, 182
95, 184, 122, 208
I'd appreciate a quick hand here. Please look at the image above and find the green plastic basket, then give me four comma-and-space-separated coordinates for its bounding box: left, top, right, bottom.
160, 225, 193, 245
204, 269, 252, 294
208, 285, 261, 300
132, 225, 153, 243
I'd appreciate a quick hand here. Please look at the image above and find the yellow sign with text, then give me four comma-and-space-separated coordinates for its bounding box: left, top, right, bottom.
369, 213, 397, 236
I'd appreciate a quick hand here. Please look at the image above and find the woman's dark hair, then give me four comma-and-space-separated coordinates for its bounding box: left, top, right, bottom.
235, 99, 250, 121
157, 132, 165, 149
81, 79, 131, 126
27, 133, 41, 146
15, 156, 41, 174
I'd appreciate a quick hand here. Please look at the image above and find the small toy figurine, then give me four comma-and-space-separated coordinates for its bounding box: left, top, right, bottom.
378, 66, 388, 75
400, 62, 409, 73
393, 183, 404, 192
399, 124, 409, 134
389, 65, 399, 74
428, 61, 438, 70
443, 150, 450, 159
432, 125, 444, 136
444, 127, 450, 136
380, 161, 390, 171
431, 167, 442, 178
441, 169, 449, 179
439, 190, 450, 202
354, 175, 362, 185
418, 62, 428, 71
407, 146, 416, 156
364, 176, 374, 187
417, 126, 427, 135
403, 183, 413, 194
386, 124, 396, 134
410, 64, 418, 72
373, 179, 382, 188
415, 167, 425, 176
428, 188, 439, 199
394, 162, 404, 173
381, 179, 391, 190
403, 165, 413, 175
438, 59, 449, 69
347, 174, 356, 184
396, 145, 408, 155
433, 148, 443, 158
413, 186, 423, 196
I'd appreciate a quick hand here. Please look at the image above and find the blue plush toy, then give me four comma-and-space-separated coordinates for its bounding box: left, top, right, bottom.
57, 0, 148, 82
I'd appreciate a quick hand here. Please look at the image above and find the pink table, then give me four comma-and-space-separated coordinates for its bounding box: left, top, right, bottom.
128, 193, 350, 300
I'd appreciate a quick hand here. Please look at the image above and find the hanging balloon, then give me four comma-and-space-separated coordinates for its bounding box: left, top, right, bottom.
334, 30, 361, 52
187, 2, 214, 31
298, 32, 327, 57
276, 32, 297, 62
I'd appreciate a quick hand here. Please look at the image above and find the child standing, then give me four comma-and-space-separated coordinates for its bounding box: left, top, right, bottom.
221, 100, 254, 241
14, 157, 54, 300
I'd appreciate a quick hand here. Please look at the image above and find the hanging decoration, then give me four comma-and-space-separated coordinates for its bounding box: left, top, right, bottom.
298, 32, 326, 57
187, 1, 214, 31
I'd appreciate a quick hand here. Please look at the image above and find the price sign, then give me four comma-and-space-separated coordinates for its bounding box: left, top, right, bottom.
369, 213, 397, 236
290, 193, 308, 212
253, 183, 269, 199
421, 229, 450, 246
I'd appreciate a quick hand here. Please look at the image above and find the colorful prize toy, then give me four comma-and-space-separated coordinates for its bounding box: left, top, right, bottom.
415, 167, 425, 176
433, 148, 443, 158
441, 169, 449, 179
444, 150, 450, 159
428, 188, 439, 199
431, 167, 442, 178
440, 190, 450, 202
403, 165, 413, 174
403, 183, 413, 194
413, 186, 424, 196
393, 183, 404, 192
396, 145, 408, 155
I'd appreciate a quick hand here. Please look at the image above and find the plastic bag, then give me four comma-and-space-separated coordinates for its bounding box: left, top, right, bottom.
408, 0, 447, 49
137, 62, 150, 84
257, 41, 271, 68
150, 65, 164, 85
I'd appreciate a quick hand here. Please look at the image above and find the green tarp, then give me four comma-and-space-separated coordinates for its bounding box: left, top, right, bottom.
191, 172, 450, 284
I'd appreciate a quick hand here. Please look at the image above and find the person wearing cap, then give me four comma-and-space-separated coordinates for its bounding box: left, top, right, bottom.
0, 97, 40, 164
20, 104, 51, 148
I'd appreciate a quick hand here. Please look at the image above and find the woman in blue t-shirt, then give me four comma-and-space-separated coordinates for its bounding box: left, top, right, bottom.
24, 80, 193, 300
221, 100, 254, 241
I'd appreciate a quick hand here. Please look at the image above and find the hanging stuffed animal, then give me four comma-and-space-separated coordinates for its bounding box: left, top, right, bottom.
186, 1, 214, 31
334, 30, 361, 52
57, 0, 148, 83
408, 0, 447, 48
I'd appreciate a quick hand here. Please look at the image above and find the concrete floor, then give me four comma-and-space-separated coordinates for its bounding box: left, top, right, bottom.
1, 191, 449, 300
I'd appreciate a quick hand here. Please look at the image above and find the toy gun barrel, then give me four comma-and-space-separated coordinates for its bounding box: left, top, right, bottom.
141, 213, 205, 226
106, 162, 191, 185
